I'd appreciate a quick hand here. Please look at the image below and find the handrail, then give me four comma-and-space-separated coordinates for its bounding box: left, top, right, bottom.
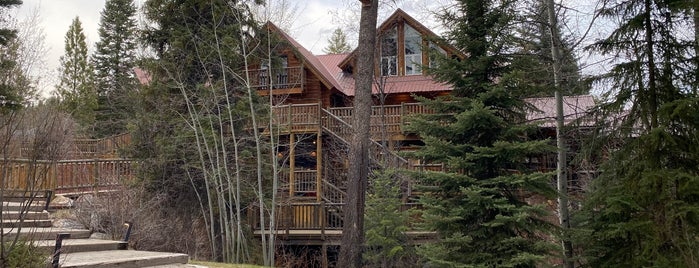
321, 108, 411, 169
0, 158, 136, 194
322, 179, 346, 204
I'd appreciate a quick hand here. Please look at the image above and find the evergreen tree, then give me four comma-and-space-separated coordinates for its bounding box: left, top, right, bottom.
92, 0, 138, 137
56, 17, 96, 134
138, 0, 266, 262
575, 0, 699, 266
410, 0, 558, 266
364, 169, 419, 267
0, 0, 23, 111
323, 28, 352, 54
511, 0, 588, 97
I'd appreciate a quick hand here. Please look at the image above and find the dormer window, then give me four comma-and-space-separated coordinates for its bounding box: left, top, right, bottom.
380, 27, 397, 76
404, 25, 422, 75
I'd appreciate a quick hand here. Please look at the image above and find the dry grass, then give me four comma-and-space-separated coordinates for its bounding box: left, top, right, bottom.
190, 260, 268, 268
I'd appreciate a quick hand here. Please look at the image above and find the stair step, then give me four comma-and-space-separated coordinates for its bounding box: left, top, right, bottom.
35, 238, 127, 253
1, 227, 91, 241
59, 250, 189, 268
1, 211, 50, 220
0, 219, 52, 228
1, 201, 46, 212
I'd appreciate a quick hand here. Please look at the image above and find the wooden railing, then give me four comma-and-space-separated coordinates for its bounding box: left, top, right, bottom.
326, 102, 433, 138
293, 170, 317, 195
270, 103, 321, 133
322, 109, 411, 169
248, 67, 304, 90
14, 133, 132, 160
250, 202, 344, 231
0, 158, 136, 194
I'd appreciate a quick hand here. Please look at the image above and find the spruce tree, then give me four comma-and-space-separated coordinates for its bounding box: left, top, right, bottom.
410, 0, 557, 266
323, 28, 352, 54
575, 0, 699, 266
511, 0, 588, 97
364, 169, 418, 267
56, 17, 96, 134
92, 0, 138, 137
0, 0, 23, 111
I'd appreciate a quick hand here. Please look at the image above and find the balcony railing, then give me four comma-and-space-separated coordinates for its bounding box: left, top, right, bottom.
248, 67, 304, 92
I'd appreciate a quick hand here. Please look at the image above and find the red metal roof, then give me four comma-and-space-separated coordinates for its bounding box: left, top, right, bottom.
526, 95, 596, 127
316, 54, 450, 96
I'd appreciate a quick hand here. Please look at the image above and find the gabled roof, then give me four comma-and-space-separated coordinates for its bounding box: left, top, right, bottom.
338, 8, 461, 69
265, 22, 342, 91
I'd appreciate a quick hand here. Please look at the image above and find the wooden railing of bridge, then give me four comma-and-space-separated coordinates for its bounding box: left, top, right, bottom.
0, 158, 136, 195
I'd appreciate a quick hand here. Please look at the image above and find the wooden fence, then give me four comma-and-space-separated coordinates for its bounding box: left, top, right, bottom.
0, 158, 136, 195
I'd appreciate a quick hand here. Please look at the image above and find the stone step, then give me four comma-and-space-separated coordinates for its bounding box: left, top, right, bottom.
1, 201, 46, 212
59, 250, 189, 268
0, 219, 52, 228
1, 210, 50, 220
35, 238, 127, 253
1, 227, 91, 241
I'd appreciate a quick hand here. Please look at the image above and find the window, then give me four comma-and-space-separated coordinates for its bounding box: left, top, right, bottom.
429, 42, 447, 68
259, 61, 269, 89
404, 25, 422, 75
277, 56, 288, 87
380, 27, 397, 76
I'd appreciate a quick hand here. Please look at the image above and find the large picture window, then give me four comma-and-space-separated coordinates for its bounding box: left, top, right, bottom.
404, 25, 422, 75
380, 27, 397, 76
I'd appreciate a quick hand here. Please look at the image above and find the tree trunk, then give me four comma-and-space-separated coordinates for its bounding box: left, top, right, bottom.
694, 0, 699, 94
337, 1, 378, 267
544, 0, 573, 266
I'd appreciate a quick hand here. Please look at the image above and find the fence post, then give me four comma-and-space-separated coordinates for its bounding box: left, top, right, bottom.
93, 159, 100, 194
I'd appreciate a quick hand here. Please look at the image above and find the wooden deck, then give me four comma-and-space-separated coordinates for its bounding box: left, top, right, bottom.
253, 229, 436, 246
268, 102, 431, 140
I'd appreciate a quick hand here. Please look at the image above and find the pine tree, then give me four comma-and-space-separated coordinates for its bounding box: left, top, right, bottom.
575, 0, 699, 266
56, 17, 96, 134
410, 0, 558, 266
323, 28, 352, 54
0, 0, 23, 111
92, 0, 138, 137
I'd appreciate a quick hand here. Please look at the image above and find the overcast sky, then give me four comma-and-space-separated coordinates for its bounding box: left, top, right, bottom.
13, 0, 447, 97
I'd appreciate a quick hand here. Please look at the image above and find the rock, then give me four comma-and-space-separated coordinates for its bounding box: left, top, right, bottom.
49, 194, 73, 209
90, 232, 112, 240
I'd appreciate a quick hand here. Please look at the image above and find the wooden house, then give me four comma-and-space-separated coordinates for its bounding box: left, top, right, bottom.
248, 9, 596, 256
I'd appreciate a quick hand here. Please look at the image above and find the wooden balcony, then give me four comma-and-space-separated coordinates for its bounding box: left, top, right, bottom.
248, 67, 304, 95
269, 102, 432, 138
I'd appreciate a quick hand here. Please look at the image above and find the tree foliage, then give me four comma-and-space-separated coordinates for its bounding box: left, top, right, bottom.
92, 0, 138, 137
511, 0, 589, 97
364, 169, 419, 267
323, 28, 352, 54
411, 0, 558, 266
56, 17, 96, 134
574, 0, 699, 266
137, 0, 270, 263
0, 0, 24, 111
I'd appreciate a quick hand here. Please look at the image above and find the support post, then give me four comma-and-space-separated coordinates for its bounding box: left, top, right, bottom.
122, 221, 134, 242
316, 133, 322, 202
289, 134, 295, 197
52, 233, 71, 268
